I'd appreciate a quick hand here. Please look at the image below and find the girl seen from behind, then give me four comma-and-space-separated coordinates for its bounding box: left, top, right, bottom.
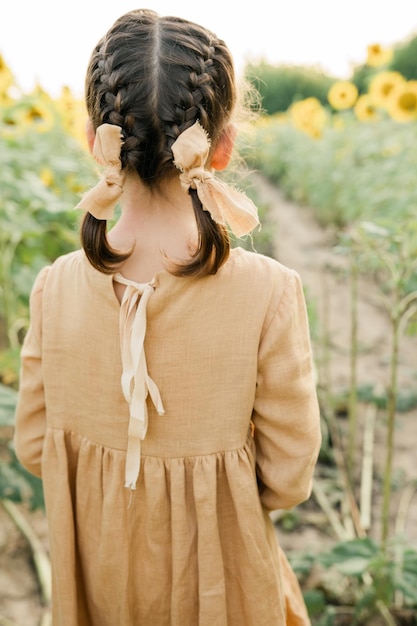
14, 9, 321, 625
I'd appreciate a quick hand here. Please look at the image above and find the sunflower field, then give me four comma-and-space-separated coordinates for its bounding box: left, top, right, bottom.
1, 34, 417, 625
0, 57, 97, 386
245, 42, 417, 625
0, 54, 99, 614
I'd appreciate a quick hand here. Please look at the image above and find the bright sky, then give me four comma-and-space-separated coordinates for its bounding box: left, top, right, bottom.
2, 0, 417, 98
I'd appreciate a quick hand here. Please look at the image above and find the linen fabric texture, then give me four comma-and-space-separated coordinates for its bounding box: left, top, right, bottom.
14, 246, 321, 626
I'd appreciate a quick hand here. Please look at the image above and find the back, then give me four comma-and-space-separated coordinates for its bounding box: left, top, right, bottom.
39, 246, 299, 455
14, 245, 321, 626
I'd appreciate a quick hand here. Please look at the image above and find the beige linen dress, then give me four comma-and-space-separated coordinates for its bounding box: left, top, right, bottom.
14, 245, 321, 626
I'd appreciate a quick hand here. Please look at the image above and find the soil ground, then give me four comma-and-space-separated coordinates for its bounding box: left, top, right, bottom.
258, 172, 417, 534
256, 174, 417, 623
1, 174, 416, 625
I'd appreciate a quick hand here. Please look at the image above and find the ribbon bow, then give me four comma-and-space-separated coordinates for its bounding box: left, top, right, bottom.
171, 121, 259, 237
76, 123, 126, 220
115, 274, 165, 490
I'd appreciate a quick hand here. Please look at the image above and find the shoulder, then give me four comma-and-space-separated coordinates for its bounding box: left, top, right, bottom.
30, 250, 91, 302
47, 249, 86, 274
41, 249, 93, 287
34, 249, 85, 279
226, 247, 306, 321
212, 247, 303, 326
229, 246, 297, 278
226, 246, 300, 294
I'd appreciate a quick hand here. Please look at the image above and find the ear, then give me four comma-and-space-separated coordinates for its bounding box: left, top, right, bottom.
85, 118, 95, 154
210, 124, 237, 171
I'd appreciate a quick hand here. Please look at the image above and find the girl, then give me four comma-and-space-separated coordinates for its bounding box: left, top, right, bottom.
14, 9, 321, 625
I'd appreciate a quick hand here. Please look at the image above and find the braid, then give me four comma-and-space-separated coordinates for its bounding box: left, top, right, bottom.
82, 9, 237, 276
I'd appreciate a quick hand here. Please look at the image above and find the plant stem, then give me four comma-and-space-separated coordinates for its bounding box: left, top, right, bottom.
381, 312, 400, 549
318, 409, 365, 538
375, 600, 396, 626
1, 499, 51, 606
312, 480, 351, 541
0, 237, 20, 349
395, 481, 417, 536
360, 403, 376, 530
393, 481, 416, 609
320, 271, 333, 411
39, 610, 52, 626
348, 255, 359, 482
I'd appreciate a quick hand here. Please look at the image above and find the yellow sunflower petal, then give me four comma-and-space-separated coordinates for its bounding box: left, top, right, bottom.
0, 54, 14, 95
290, 97, 327, 138
387, 80, 417, 122
40, 167, 54, 187
19, 98, 56, 133
368, 71, 405, 109
328, 80, 358, 110
354, 94, 380, 122
366, 44, 393, 68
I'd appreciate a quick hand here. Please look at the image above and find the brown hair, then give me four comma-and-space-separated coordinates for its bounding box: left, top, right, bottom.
81, 9, 238, 276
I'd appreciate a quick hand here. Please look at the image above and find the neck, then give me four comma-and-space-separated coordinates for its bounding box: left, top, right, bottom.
107, 173, 198, 283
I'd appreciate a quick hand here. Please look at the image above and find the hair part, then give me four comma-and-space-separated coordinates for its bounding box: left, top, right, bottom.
81, 9, 240, 277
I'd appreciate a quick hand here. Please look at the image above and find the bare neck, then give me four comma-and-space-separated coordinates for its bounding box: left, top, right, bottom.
108, 174, 198, 284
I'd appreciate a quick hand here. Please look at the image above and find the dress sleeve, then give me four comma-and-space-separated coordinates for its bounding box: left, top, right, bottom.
253, 269, 321, 511
13, 266, 50, 479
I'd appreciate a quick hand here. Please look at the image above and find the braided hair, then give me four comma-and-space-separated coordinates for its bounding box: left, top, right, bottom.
81, 9, 238, 277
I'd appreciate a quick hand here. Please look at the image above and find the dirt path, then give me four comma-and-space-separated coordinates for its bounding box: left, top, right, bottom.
1, 174, 417, 625
254, 172, 417, 394
253, 172, 417, 548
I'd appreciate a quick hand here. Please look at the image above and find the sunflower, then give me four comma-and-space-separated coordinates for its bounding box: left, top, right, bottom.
354, 94, 380, 122
368, 71, 405, 109
0, 54, 14, 96
0, 107, 21, 137
0, 91, 13, 107
18, 99, 56, 133
290, 97, 327, 138
327, 80, 358, 110
386, 80, 417, 122
366, 44, 393, 68
31, 82, 52, 99
55, 86, 89, 147
55, 85, 77, 120
40, 167, 55, 188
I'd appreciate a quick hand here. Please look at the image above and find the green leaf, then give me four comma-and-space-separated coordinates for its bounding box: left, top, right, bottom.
0, 383, 18, 427
335, 556, 372, 576
394, 570, 417, 602
318, 537, 380, 577
0, 443, 45, 510
355, 586, 377, 618
0, 460, 33, 502
303, 589, 326, 617
404, 548, 417, 573
331, 537, 379, 558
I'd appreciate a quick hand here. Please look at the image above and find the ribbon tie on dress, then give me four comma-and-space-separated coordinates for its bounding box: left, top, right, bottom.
115, 274, 165, 490
76, 123, 126, 221
171, 121, 259, 238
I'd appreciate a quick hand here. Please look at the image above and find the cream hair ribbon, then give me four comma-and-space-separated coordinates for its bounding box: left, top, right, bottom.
76, 123, 126, 220
171, 121, 259, 237
115, 274, 165, 491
